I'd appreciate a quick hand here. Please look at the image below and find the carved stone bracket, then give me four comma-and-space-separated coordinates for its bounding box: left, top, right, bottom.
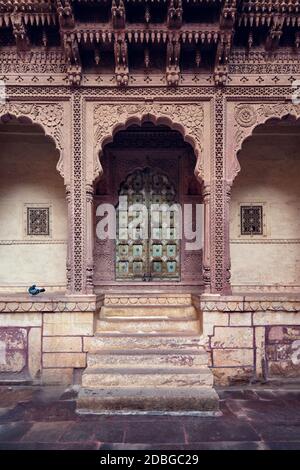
228, 102, 300, 182
0, 102, 65, 179
93, 102, 205, 183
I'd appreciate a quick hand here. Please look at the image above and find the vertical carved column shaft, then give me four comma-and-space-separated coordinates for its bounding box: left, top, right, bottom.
70, 91, 85, 293
202, 183, 211, 292
212, 90, 231, 294
65, 184, 72, 293
86, 183, 95, 294
224, 181, 232, 294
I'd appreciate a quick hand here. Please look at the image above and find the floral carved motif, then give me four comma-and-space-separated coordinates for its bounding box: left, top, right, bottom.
234, 104, 257, 128
0, 102, 65, 178
93, 102, 204, 182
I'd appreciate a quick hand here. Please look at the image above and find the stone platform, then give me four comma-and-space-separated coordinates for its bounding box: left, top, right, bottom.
77, 294, 219, 414
0, 384, 299, 450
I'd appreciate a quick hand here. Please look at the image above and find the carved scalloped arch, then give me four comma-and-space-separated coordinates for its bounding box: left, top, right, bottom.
0, 102, 65, 179
229, 102, 300, 183
93, 102, 204, 183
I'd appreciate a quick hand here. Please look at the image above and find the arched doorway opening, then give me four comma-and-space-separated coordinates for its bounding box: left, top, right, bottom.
230, 115, 300, 293
94, 121, 203, 292
0, 116, 68, 293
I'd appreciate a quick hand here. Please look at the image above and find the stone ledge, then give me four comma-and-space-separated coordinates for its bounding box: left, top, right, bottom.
200, 294, 300, 312
0, 294, 100, 313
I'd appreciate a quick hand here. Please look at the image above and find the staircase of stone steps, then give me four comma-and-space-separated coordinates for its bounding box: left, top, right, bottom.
77, 294, 219, 414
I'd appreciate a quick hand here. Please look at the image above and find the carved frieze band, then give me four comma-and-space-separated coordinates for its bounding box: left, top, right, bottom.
0, 300, 97, 313
104, 295, 193, 306
0, 101, 65, 178
201, 299, 300, 313
93, 102, 205, 182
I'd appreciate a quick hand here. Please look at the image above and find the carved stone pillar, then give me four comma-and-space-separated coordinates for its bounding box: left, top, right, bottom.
86, 183, 95, 294
65, 184, 72, 293
224, 181, 232, 294
211, 90, 231, 294
202, 183, 211, 292
70, 90, 85, 294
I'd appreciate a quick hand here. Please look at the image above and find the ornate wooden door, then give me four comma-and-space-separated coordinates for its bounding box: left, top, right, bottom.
116, 167, 180, 281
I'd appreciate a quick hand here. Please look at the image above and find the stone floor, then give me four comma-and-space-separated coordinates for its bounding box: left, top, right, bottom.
0, 384, 299, 450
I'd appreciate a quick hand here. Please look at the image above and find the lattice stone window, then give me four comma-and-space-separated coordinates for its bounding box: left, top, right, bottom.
27, 207, 50, 236
240, 205, 263, 236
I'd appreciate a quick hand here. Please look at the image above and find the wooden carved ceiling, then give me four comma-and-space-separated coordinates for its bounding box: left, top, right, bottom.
0, 1, 299, 86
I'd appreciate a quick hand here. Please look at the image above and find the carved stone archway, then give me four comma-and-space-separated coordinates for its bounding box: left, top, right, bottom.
93, 102, 205, 184
87, 102, 208, 293
227, 102, 300, 184
225, 102, 300, 293
0, 101, 72, 292
0, 102, 66, 179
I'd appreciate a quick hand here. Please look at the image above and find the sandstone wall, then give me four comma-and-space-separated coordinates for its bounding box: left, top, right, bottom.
0, 127, 67, 292
0, 298, 98, 384
201, 295, 300, 385
230, 128, 300, 292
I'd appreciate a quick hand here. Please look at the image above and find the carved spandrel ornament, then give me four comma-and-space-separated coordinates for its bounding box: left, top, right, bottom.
0, 102, 65, 178
93, 102, 204, 183
228, 101, 300, 183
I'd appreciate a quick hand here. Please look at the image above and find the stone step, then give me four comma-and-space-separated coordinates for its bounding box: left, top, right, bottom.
77, 386, 220, 414
84, 334, 205, 352
96, 319, 200, 334
82, 367, 213, 388
87, 349, 208, 369
100, 305, 198, 319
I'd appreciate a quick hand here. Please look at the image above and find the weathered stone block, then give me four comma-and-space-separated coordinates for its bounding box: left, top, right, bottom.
212, 366, 254, 386
253, 312, 300, 326
0, 327, 28, 374
255, 326, 266, 378
229, 313, 252, 327
82, 367, 213, 388
268, 326, 284, 341
43, 336, 82, 353
0, 350, 26, 373
211, 327, 253, 348
43, 352, 86, 368
268, 326, 300, 342
202, 312, 229, 336
83, 334, 204, 352
0, 328, 27, 349
268, 359, 300, 378
42, 368, 73, 385
28, 328, 42, 380
43, 313, 94, 336
213, 348, 254, 367
0, 313, 41, 327
265, 325, 300, 378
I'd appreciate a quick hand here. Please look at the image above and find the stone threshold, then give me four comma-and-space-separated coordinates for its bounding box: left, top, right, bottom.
76, 409, 222, 417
